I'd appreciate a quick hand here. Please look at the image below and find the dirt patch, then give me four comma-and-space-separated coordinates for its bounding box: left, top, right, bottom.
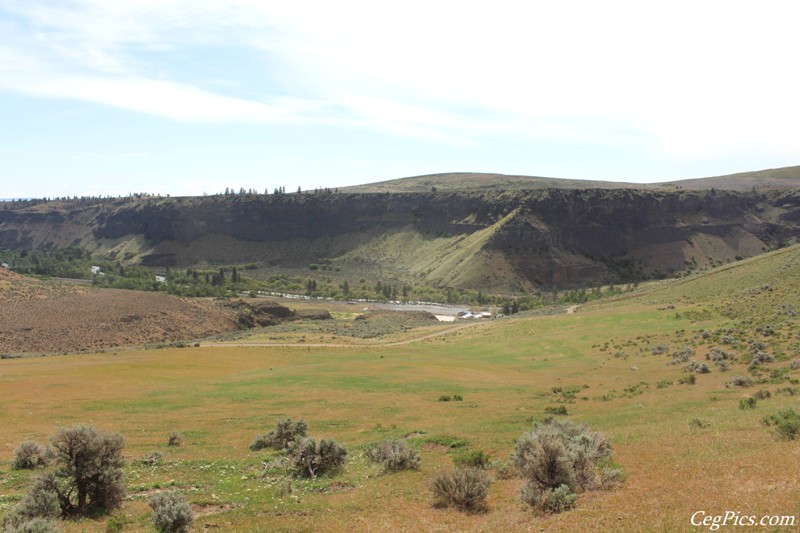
193, 503, 239, 518
0, 277, 239, 355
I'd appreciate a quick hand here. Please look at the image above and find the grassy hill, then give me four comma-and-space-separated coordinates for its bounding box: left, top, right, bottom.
342, 165, 800, 193
1, 246, 798, 531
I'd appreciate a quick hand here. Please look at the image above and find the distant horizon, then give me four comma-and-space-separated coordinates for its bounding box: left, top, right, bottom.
1, 163, 798, 200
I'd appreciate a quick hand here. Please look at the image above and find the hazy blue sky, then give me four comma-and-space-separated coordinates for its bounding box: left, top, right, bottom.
2, 1, 798, 198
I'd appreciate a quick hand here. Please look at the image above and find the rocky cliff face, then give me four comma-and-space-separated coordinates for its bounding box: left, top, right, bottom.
1, 188, 798, 290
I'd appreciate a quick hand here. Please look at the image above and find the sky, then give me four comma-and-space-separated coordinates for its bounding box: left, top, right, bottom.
1, 0, 799, 198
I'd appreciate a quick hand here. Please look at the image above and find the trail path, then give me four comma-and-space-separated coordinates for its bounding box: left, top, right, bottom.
201, 303, 581, 350
200, 322, 483, 349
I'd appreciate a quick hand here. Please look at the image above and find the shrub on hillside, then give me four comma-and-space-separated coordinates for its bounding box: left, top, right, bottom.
167, 431, 182, 447
761, 409, 800, 440
430, 467, 491, 512
12, 441, 52, 470
292, 438, 347, 478
454, 450, 491, 469
365, 440, 420, 473
149, 492, 194, 533
0, 514, 61, 533
749, 351, 775, 369
727, 376, 754, 388
45, 425, 125, 516
514, 418, 620, 513
250, 418, 307, 452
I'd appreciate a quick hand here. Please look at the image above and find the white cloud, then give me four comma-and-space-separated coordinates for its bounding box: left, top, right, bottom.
2, 0, 800, 160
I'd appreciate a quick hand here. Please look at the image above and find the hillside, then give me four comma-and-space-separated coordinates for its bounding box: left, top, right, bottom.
0, 273, 241, 354
343, 165, 800, 193
1, 247, 799, 531
1, 187, 799, 293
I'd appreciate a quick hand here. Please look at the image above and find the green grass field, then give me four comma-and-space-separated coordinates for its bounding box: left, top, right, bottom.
2, 247, 799, 531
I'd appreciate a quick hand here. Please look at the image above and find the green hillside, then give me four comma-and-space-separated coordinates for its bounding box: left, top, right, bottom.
2, 246, 799, 531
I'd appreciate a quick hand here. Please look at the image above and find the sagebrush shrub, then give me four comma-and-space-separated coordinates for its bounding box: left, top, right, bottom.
727, 376, 754, 388
430, 467, 491, 512
250, 418, 307, 451
47, 425, 125, 516
521, 483, 577, 513
12, 441, 51, 470
761, 409, 800, 440
365, 440, 420, 472
749, 351, 775, 369
0, 514, 61, 533
14, 474, 61, 520
167, 432, 182, 447
149, 492, 194, 533
292, 437, 347, 478
514, 418, 617, 513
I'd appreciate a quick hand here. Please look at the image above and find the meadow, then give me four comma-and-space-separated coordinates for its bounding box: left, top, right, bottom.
2, 247, 799, 532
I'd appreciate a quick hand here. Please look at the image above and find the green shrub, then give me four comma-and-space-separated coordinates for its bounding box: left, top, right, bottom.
452, 394, 464, 401
454, 450, 491, 469
149, 492, 194, 533
250, 418, 307, 451
689, 418, 710, 429
365, 440, 421, 472
437, 395, 452, 402
12, 442, 51, 470
292, 438, 347, 478
521, 483, 577, 513
739, 397, 757, 410
544, 406, 568, 416
430, 467, 491, 512
761, 408, 800, 440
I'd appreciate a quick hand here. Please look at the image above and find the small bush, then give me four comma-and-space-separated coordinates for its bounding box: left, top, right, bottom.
452, 394, 464, 401
492, 459, 518, 480
656, 380, 673, 389
14, 474, 61, 520
689, 418, 710, 429
761, 408, 800, 440
437, 395, 452, 402
292, 438, 347, 478
753, 389, 772, 400
749, 351, 775, 369
140, 451, 164, 466
454, 450, 491, 469
727, 376, 754, 388
250, 418, 307, 452
739, 397, 757, 410
430, 467, 491, 512
365, 440, 420, 472
149, 492, 194, 533
650, 344, 669, 355
166, 432, 182, 447
677, 374, 697, 385
521, 483, 577, 513
544, 406, 568, 416
0, 514, 61, 533
12, 442, 51, 470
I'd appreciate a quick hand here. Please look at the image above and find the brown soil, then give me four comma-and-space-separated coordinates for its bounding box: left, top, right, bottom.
0, 276, 239, 355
